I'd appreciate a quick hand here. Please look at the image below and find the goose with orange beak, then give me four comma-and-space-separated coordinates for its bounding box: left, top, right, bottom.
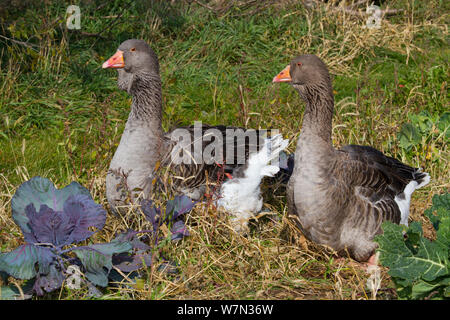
101, 39, 289, 234
273, 54, 430, 264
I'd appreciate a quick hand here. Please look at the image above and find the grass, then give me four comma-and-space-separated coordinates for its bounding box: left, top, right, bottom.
0, 0, 448, 299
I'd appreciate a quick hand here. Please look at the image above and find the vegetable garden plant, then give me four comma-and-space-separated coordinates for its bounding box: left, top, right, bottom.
0, 176, 194, 299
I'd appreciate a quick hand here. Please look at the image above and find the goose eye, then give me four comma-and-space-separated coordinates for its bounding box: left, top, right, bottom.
130, 47, 136, 52
297, 62, 302, 67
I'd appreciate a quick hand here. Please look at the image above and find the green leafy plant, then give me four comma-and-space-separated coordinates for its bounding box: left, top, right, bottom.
397, 110, 449, 159
375, 193, 450, 299
0, 176, 194, 299
0, 177, 148, 299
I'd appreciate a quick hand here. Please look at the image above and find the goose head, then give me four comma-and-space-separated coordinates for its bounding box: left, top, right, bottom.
273, 54, 332, 101
102, 39, 160, 92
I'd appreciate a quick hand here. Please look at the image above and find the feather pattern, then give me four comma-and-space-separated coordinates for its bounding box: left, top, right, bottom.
152, 124, 271, 197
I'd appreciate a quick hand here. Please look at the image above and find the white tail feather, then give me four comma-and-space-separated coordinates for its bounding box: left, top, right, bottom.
395, 172, 430, 226
261, 165, 280, 177
217, 134, 289, 232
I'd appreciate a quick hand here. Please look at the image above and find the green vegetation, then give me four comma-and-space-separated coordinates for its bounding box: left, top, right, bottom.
375, 193, 450, 300
0, 0, 448, 299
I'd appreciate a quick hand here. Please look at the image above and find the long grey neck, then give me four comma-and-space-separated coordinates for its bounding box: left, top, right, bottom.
296, 81, 334, 146
128, 71, 163, 135
109, 70, 165, 171
107, 70, 166, 209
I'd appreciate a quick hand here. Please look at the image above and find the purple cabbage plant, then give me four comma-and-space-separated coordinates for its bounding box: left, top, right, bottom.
141, 195, 195, 244
0, 176, 150, 299
0, 177, 196, 299
139, 195, 195, 274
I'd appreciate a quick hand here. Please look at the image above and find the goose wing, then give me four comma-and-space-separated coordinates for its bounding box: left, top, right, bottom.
152, 124, 268, 196
335, 144, 428, 223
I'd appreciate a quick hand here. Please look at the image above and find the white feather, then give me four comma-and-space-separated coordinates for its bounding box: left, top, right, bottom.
395, 172, 430, 226
217, 134, 289, 232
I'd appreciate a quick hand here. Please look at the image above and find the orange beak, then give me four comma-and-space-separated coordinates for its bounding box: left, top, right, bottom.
272, 65, 291, 83
102, 50, 125, 69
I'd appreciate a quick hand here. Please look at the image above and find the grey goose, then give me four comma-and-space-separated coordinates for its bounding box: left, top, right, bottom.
273, 54, 430, 262
102, 39, 288, 231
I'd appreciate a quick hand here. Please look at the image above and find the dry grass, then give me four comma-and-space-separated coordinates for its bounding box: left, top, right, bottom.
261, 1, 448, 76
0, 167, 398, 300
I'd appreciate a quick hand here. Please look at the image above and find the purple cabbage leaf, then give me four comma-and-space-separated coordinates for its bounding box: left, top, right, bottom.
165, 195, 196, 221
141, 200, 162, 232
141, 195, 195, 243
32, 262, 66, 296
71, 239, 133, 287
170, 220, 190, 241
0, 177, 194, 299
0, 243, 57, 280
11, 176, 91, 233
0, 176, 136, 298
21, 194, 106, 247
111, 230, 153, 273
